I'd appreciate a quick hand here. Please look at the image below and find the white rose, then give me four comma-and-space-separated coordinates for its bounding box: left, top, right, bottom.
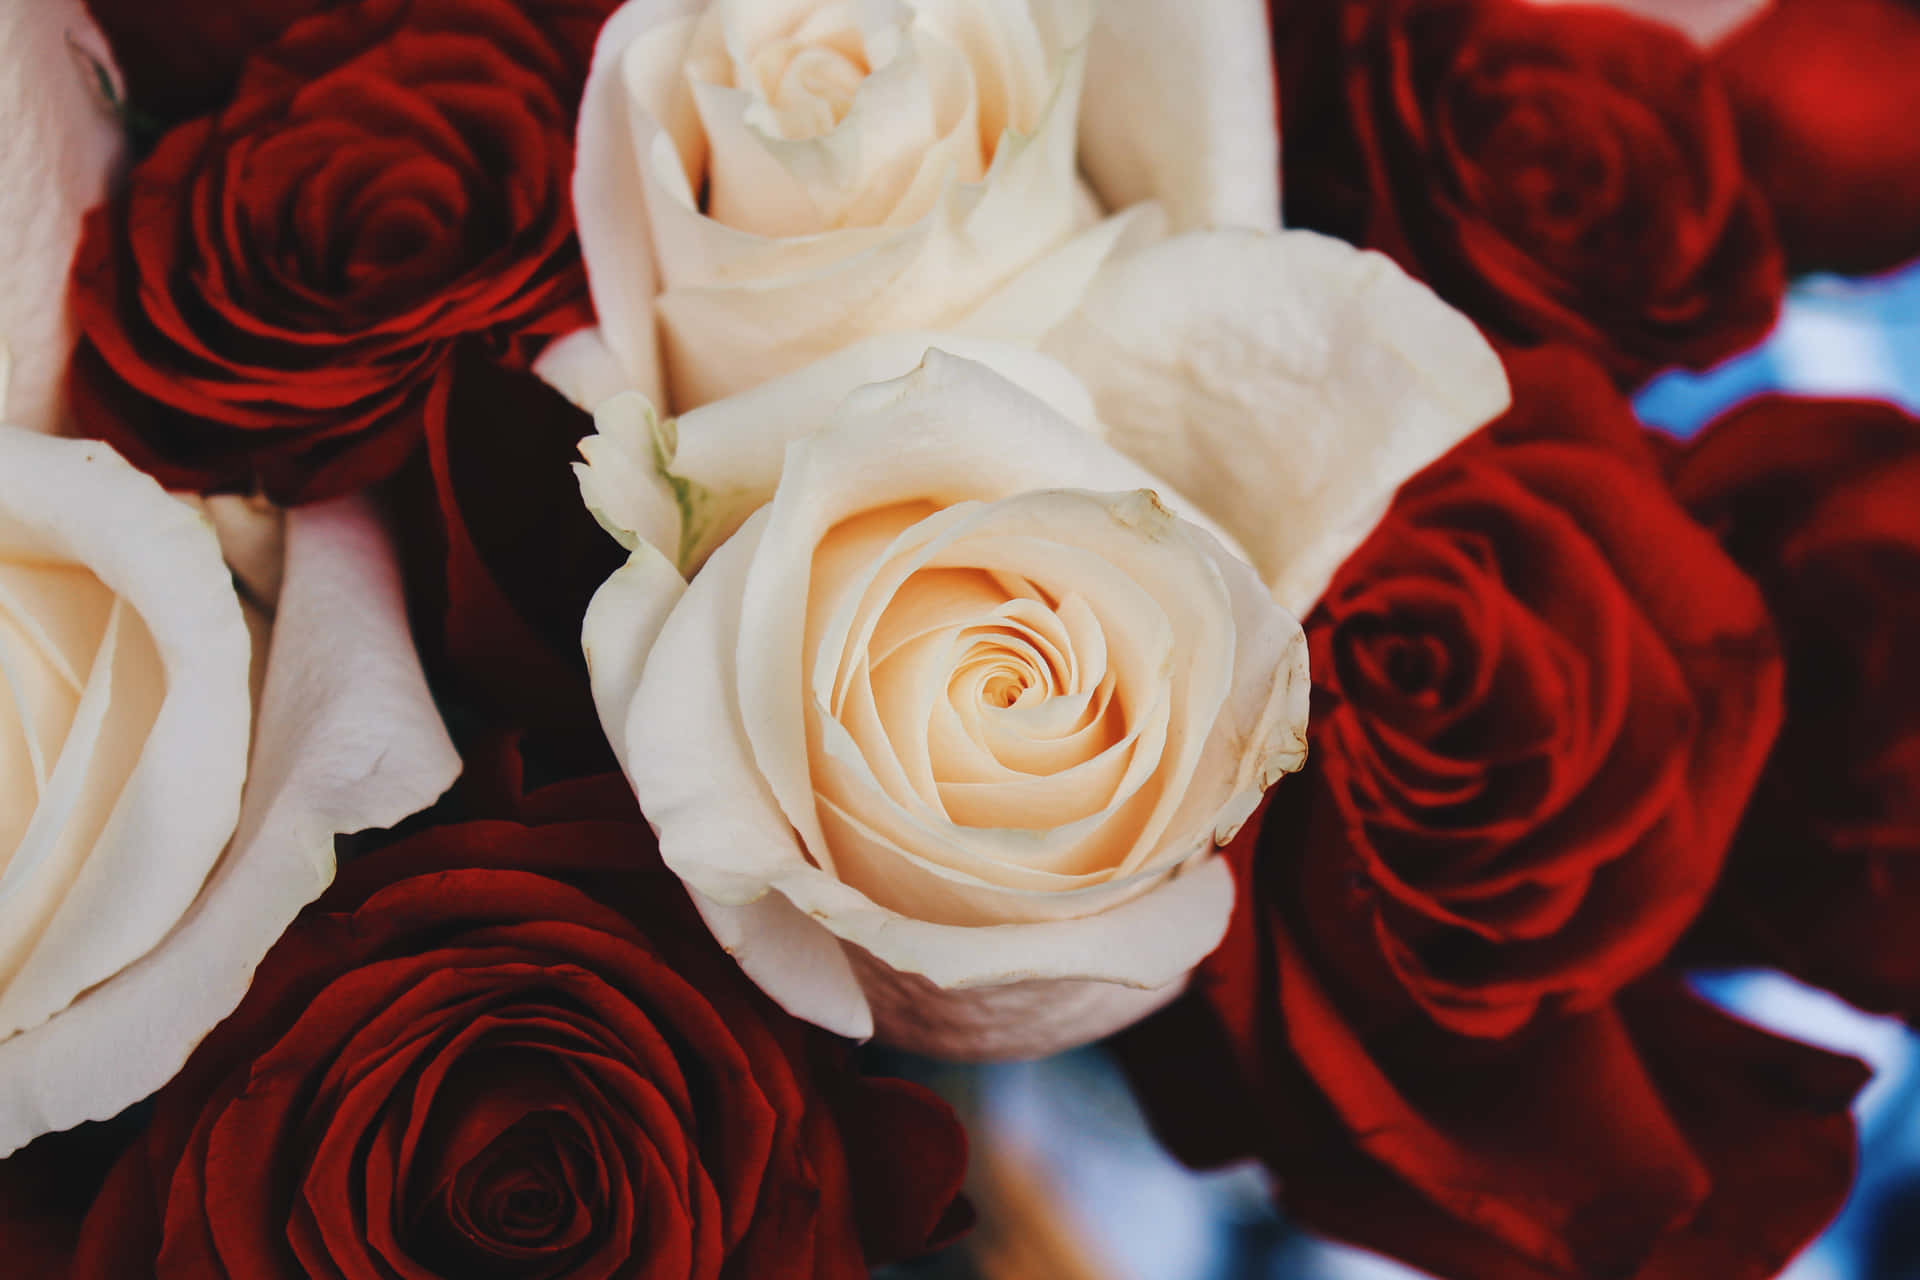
0, 411, 459, 1154
576, 231, 1510, 1059
0, 0, 125, 435
582, 349, 1307, 1059
542, 0, 1279, 411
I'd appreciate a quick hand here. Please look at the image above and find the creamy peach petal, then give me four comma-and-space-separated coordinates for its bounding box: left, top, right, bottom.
1044, 229, 1511, 615
581, 540, 687, 775
0, 431, 250, 1045
572, 0, 704, 405
623, 509, 818, 900
0, 0, 125, 434
685, 891, 873, 1040
811, 791, 1176, 924
793, 852, 1236, 1059
1077, 0, 1279, 231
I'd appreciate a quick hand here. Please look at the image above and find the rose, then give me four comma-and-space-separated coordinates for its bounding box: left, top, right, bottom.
0, 390, 458, 1155
1277, 0, 1783, 384
1113, 348, 1866, 1279
1712, 0, 1920, 275
1285, 346, 1781, 1037
0, 0, 123, 435
1670, 397, 1920, 1023
53, 792, 970, 1279
1119, 965, 1865, 1280
67, 0, 596, 504
544, 0, 1281, 413
572, 226, 1510, 1059
579, 347, 1309, 1060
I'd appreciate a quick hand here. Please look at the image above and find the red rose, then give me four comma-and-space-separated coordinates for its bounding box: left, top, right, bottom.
1671, 396, 1920, 1021
1714, 0, 1920, 276
1116, 349, 1864, 1277
69, 0, 595, 503
51, 779, 969, 1278
1279, 0, 1783, 383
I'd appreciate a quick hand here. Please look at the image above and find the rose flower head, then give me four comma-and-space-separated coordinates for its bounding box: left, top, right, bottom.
580, 347, 1310, 1059
545, 0, 1283, 412
1116, 348, 1869, 1280
1281, 0, 1783, 384
69, 0, 595, 502
54, 795, 970, 1279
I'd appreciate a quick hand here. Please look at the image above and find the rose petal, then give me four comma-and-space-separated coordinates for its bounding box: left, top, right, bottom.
0, 0, 125, 434
1043, 229, 1511, 615
573, 333, 1099, 573
1077, 0, 1279, 231
582, 538, 687, 775
0, 431, 250, 1045
687, 892, 874, 1041
571, 0, 705, 407
0, 496, 458, 1155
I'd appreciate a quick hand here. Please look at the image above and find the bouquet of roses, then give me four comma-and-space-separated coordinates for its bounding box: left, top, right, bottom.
1, 0, 1915, 1275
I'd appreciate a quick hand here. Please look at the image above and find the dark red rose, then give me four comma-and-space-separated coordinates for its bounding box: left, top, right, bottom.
1279, 0, 1783, 384
52, 780, 969, 1279
1671, 397, 1920, 1022
1116, 348, 1863, 1277
1297, 346, 1783, 1038
69, 0, 596, 503
84, 0, 619, 130
1714, 0, 1920, 276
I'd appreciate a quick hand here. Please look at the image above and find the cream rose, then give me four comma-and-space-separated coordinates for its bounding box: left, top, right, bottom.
576, 231, 1510, 1059
583, 350, 1308, 1059
0, 0, 124, 434
543, 0, 1279, 412
0, 410, 458, 1154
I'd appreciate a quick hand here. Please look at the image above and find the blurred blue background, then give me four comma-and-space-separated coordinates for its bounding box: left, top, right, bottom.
883, 261, 1920, 1280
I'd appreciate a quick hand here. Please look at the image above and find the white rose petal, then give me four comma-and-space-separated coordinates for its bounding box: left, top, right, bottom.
0, 0, 125, 434
1077, 0, 1280, 231
584, 351, 1309, 1059
0, 434, 458, 1153
1042, 229, 1512, 616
